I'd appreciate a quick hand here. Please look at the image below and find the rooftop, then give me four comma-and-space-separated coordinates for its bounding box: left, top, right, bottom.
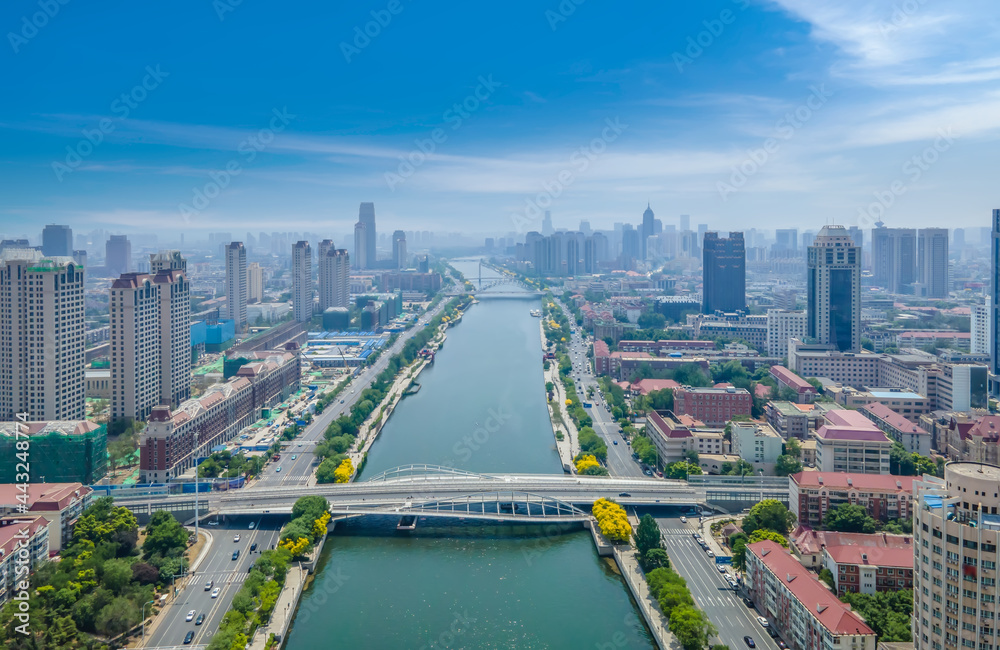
860, 403, 928, 435
867, 389, 924, 400
791, 472, 916, 492
0, 483, 92, 511
771, 365, 814, 392
792, 527, 913, 565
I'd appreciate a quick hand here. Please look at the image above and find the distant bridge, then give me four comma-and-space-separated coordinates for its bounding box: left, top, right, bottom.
474, 261, 540, 295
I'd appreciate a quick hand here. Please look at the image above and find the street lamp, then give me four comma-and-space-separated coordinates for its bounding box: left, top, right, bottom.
141, 599, 155, 641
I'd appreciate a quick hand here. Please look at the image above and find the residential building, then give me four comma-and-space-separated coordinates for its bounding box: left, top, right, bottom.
826, 386, 932, 420
292, 240, 313, 322
392, 230, 407, 269
0, 516, 50, 603
644, 410, 726, 465
41, 224, 72, 257
247, 262, 264, 303
872, 226, 917, 293
770, 365, 817, 403
224, 242, 247, 331
814, 409, 892, 474
0, 483, 93, 552
789, 472, 916, 528
859, 402, 931, 456
944, 414, 1000, 465
807, 225, 861, 352
318, 243, 349, 310
744, 541, 876, 650
766, 309, 808, 357
912, 464, 1000, 650
688, 311, 767, 352
0, 249, 85, 421
673, 385, 751, 427
105, 234, 131, 276
730, 420, 783, 471
993, 208, 1000, 374
149, 250, 186, 274
702, 232, 746, 314
765, 401, 844, 440
972, 297, 991, 355
916, 227, 949, 298
0, 420, 107, 483
380, 271, 442, 293
789, 528, 913, 595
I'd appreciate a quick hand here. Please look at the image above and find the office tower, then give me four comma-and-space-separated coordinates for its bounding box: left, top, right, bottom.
913, 464, 1000, 650
702, 232, 746, 314
680, 214, 690, 233
542, 211, 554, 236
642, 204, 655, 260
620, 225, 641, 267
0, 239, 30, 254
807, 225, 860, 352
992, 209, 1000, 374
416, 254, 429, 273
953, 227, 965, 251
579, 220, 592, 236
972, 297, 991, 355
105, 234, 131, 276
800, 231, 815, 249
0, 249, 85, 421
872, 226, 916, 293
225, 242, 247, 331
110, 265, 191, 422
772, 229, 798, 258
292, 241, 313, 323
73, 250, 87, 267
653, 218, 662, 235
149, 250, 186, 273
355, 202, 377, 269
319, 245, 349, 310
847, 226, 864, 251
392, 230, 407, 269
247, 262, 264, 303
917, 228, 949, 298
41, 224, 73, 257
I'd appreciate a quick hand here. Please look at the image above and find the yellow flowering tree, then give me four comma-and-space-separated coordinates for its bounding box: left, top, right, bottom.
334, 458, 354, 483
592, 498, 632, 544
311, 512, 332, 538
575, 454, 599, 473
279, 536, 310, 557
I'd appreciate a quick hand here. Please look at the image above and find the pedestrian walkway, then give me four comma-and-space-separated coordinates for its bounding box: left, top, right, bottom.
615, 515, 681, 650
248, 564, 308, 650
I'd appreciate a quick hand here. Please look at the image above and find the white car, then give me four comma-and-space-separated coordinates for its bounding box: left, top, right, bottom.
757, 617, 769, 628
680, 516, 687, 523
707, 550, 715, 558
249, 522, 255, 529
234, 534, 241, 542
211, 587, 220, 599
186, 610, 196, 622
717, 565, 728, 573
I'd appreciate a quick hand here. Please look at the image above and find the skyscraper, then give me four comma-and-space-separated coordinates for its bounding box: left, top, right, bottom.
772, 229, 798, 258
355, 202, 377, 269
247, 262, 264, 303
392, 230, 407, 269
641, 204, 655, 260
679, 214, 690, 233
991, 209, 1000, 374
106, 234, 131, 276
807, 225, 860, 352
41, 224, 73, 257
292, 241, 313, 323
319, 244, 349, 310
620, 225, 641, 268
872, 226, 916, 293
0, 249, 85, 421
542, 211, 554, 236
353, 221, 369, 270
225, 242, 247, 331
702, 232, 746, 314
917, 228, 949, 298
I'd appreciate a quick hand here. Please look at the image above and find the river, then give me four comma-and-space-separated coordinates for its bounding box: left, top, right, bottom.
282, 258, 654, 649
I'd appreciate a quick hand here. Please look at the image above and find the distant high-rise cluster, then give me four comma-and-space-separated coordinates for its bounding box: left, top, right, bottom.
872, 224, 949, 297
225, 242, 247, 331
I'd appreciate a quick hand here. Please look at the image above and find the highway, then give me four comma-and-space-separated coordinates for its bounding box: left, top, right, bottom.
144, 517, 283, 648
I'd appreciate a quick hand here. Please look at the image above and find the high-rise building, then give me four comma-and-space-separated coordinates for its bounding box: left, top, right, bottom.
847, 226, 864, 251
772, 229, 798, 258
319, 244, 349, 311
247, 262, 264, 303
225, 242, 247, 331
542, 211, 554, 236
621, 225, 641, 267
807, 225, 860, 352
0, 250, 85, 421
917, 227, 949, 298
392, 230, 407, 269
992, 209, 1000, 374
702, 232, 746, 314
105, 235, 131, 276
641, 204, 655, 260
872, 226, 917, 293
292, 241, 313, 323
355, 202, 377, 269
913, 464, 1000, 650
41, 224, 73, 257
149, 250, 186, 273
972, 297, 991, 356
679, 214, 690, 233
110, 263, 191, 422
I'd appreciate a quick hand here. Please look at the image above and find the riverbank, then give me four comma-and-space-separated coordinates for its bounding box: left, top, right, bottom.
541, 319, 578, 472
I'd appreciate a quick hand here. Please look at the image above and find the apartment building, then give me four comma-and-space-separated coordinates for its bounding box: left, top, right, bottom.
826, 386, 932, 420
292, 240, 312, 322
0, 249, 86, 421
744, 540, 876, 650
789, 472, 916, 528
860, 402, 932, 456
673, 385, 752, 427
770, 365, 817, 403
814, 409, 892, 474
0, 517, 49, 604
765, 401, 843, 439
731, 420, 784, 470
318, 241, 350, 311
0, 483, 93, 552
767, 309, 808, 358
225, 242, 247, 331
644, 410, 726, 465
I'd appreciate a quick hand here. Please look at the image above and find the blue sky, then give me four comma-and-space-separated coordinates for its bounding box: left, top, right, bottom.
1, 0, 998, 238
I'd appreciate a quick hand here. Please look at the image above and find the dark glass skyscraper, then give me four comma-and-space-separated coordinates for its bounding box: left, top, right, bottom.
807, 225, 860, 352
702, 231, 746, 314
41, 224, 73, 257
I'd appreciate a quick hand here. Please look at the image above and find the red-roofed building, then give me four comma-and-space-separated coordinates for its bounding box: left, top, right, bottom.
789, 527, 913, 595
789, 472, 916, 527
0, 516, 49, 604
645, 410, 724, 465
593, 339, 612, 375
0, 483, 92, 552
770, 365, 817, 403
942, 414, 1000, 466
629, 379, 680, 396
673, 385, 751, 427
744, 541, 876, 650
859, 402, 931, 456
814, 410, 892, 474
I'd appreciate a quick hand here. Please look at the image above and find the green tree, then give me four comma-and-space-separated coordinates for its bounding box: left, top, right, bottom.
95, 596, 138, 638
785, 436, 802, 459
142, 510, 189, 561
775, 454, 803, 476
748, 529, 788, 547
824, 504, 877, 533
665, 461, 702, 479
634, 514, 662, 557
731, 539, 748, 570
643, 548, 669, 570
818, 567, 834, 586
840, 591, 913, 642
669, 604, 718, 650
741, 499, 795, 536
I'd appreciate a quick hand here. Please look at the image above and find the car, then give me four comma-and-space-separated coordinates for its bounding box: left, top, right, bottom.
757, 616, 769, 628
204, 580, 213, 591
195, 613, 205, 626
692, 533, 700, 540
250, 542, 258, 552
777, 642, 787, 649
644, 469, 653, 476
727, 578, 738, 588
707, 550, 715, 558
613, 440, 618, 445
249, 522, 255, 529
680, 516, 687, 523
618, 492, 631, 497
291, 455, 297, 460
232, 550, 240, 561
744, 597, 754, 607
184, 631, 195, 645
276, 466, 282, 472
185, 610, 196, 622
211, 587, 221, 598
717, 565, 727, 573
233, 534, 241, 542
744, 636, 756, 648
207, 520, 219, 526
341, 399, 345, 403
